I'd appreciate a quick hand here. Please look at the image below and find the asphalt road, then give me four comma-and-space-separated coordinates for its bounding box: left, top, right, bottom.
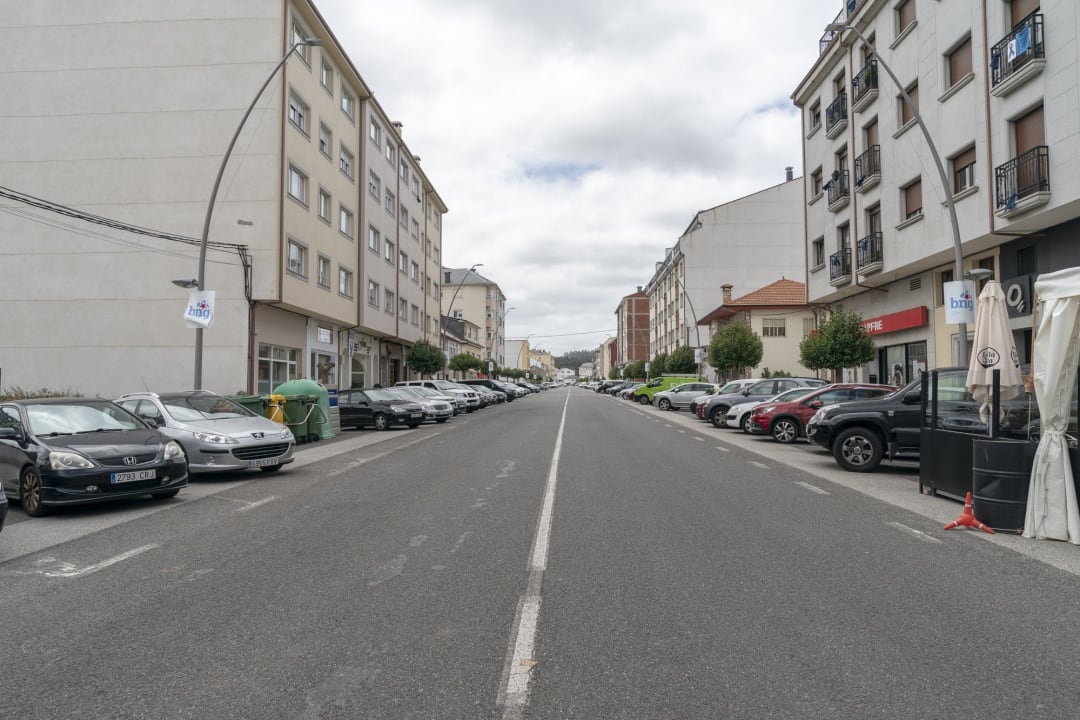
2, 387, 1079, 719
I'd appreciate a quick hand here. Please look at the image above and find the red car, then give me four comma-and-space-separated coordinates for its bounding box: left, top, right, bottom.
747, 383, 898, 443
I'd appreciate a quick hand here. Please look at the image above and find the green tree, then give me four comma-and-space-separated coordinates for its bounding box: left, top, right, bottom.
650, 353, 669, 376
799, 310, 875, 380
667, 345, 698, 374
406, 340, 446, 378
708, 321, 763, 379
448, 353, 482, 374
624, 360, 646, 380
609, 367, 621, 380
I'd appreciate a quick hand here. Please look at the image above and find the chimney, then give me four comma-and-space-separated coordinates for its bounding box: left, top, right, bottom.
785, 166, 794, 182
722, 284, 734, 303
636, 286, 643, 293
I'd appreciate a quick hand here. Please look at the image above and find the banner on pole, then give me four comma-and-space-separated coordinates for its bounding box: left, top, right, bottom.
943, 281, 976, 325
184, 290, 216, 329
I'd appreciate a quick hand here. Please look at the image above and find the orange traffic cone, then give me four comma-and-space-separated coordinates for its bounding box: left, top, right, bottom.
944, 492, 995, 534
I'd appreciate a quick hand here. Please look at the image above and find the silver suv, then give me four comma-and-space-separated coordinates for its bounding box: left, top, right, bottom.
395, 380, 480, 411
116, 391, 295, 474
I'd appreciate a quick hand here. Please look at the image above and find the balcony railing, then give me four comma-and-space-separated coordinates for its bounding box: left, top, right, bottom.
819, 1, 865, 55
852, 59, 878, 107
853, 145, 880, 189
856, 232, 883, 274
829, 248, 852, 286
990, 13, 1044, 89
995, 146, 1050, 213
825, 92, 848, 136
826, 170, 850, 208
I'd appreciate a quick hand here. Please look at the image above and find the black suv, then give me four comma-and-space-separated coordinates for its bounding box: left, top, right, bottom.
459, 379, 512, 402
699, 377, 827, 428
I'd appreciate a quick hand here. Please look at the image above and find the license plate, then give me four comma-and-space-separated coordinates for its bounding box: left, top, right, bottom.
411, 413, 422, 420
110, 469, 156, 484
247, 457, 279, 468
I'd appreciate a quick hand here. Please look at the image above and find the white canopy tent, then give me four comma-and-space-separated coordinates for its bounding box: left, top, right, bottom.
1024, 266, 1080, 543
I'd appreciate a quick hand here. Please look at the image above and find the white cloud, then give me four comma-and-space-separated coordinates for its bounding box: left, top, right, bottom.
315, 0, 841, 354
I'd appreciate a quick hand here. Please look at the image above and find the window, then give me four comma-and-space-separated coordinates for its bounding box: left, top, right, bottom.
903, 178, 923, 218
385, 239, 395, 264
810, 100, 821, 131
400, 158, 409, 182
947, 36, 972, 88
369, 119, 382, 147
385, 289, 395, 313
338, 267, 353, 297
399, 251, 408, 273
319, 124, 332, 158
812, 237, 825, 268
411, 218, 419, 241
410, 261, 420, 282
368, 226, 380, 252
288, 91, 309, 134
951, 146, 976, 193
898, 81, 915, 126
412, 177, 421, 201
368, 279, 380, 306
286, 238, 307, 277
400, 206, 409, 228
341, 87, 355, 121
762, 319, 786, 338
320, 61, 334, 94
291, 20, 312, 64
385, 190, 395, 215
936, 269, 954, 307
318, 188, 331, 223
434, 246, 440, 264
896, 0, 915, 35
317, 255, 330, 288
399, 298, 408, 320
411, 304, 420, 325
258, 343, 298, 395
287, 164, 308, 205
811, 168, 823, 197
339, 205, 354, 238
339, 146, 354, 180
1016, 246, 1036, 276
433, 282, 439, 300
386, 143, 395, 164
803, 318, 816, 339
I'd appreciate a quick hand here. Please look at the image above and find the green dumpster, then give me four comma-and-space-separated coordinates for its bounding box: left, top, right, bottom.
228, 395, 269, 418
273, 379, 333, 441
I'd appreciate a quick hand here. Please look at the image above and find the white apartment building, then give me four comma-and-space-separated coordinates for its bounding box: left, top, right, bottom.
794, 0, 1080, 384
441, 268, 509, 368
645, 178, 806, 362
0, 1, 446, 397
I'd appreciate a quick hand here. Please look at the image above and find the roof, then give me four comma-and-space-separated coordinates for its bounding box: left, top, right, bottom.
697, 278, 809, 325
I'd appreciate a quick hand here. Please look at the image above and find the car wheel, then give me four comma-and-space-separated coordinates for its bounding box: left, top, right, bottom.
259, 465, 283, 473
709, 407, 729, 429
151, 488, 181, 499
19, 466, 48, 517
772, 418, 800, 443
833, 426, 884, 472
637, 395, 650, 405
657, 398, 672, 411
407, 422, 421, 429
739, 414, 751, 433
374, 413, 390, 431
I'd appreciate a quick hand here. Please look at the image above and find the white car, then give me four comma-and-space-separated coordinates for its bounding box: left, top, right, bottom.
724, 386, 821, 432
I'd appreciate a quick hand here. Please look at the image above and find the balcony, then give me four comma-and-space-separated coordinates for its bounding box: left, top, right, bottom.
990, 13, 1044, 97
852, 59, 878, 112
853, 145, 880, 192
829, 248, 852, 287
856, 232, 883, 275
995, 146, 1050, 218
826, 170, 850, 211
825, 92, 848, 138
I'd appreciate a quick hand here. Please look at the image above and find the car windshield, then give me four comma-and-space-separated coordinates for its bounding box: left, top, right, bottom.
387, 388, 423, 401
25, 401, 145, 435
410, 387, 440, 397
365, 389, 399, 402
163, 394, 254, 422
718, 381, 748, 394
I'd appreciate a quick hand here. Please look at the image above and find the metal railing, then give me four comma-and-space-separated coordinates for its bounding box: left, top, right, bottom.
990, 13, 1044, 88
827, 170, 850, 206
995, 146, 1050, 211
852, 59, 878, 105
825, 92, 848, 133
853, 145, 880, 188
856, 232, 883, 272
829, 248, 852, 284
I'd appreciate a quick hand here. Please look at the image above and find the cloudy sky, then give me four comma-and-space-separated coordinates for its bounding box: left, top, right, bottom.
315, 0, 842, 356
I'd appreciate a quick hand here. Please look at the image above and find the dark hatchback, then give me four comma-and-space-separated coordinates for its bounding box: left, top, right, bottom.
0, 398, 189, 517
338, 389, 425, 430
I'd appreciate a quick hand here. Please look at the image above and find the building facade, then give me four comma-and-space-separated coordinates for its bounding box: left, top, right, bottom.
794, 0, 1080, 384
0, 1, 447, 397
615, 288, 650, 367
441, 268, 509, 368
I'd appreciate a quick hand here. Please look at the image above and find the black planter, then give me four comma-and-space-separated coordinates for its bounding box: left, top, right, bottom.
920, 428, 979, 499
972, 438, 1035, 533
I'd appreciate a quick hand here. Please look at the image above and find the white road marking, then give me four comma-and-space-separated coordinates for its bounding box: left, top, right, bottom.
715, 446, 729, 452
326, 434, 435, 477
677, 429, 686, 434
794, 482, 830, 495
26, 544, 158, 578
887, 521, 944, 544
692, 437, 704, 442
235, 495, 279, 512
749, 461, 769, 470
498, 390, 569, 718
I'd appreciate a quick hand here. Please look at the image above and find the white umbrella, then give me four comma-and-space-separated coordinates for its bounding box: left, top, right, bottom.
966, 280, 1024, 426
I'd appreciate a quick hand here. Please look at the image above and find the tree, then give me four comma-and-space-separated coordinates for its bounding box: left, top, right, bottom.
608, 367, 621, 380
624, 360, 646, 380
448, 353, 482, 375
799, 310, 875, 380
650, 353, 669, 376
406, 340, 445, 378
667, 345, 698, 374
708, 321, 763, 379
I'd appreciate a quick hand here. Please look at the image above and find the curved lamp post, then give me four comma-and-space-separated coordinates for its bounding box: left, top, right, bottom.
192, 37, 324, 390
825, 22, 968, 364
444, 263, 483, 322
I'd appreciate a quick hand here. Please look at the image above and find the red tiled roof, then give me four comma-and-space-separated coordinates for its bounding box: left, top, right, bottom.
697, 278, 808, 325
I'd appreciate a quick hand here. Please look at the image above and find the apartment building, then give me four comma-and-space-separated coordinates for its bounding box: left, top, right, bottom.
0, 1, 446, 397
614, 288, 650, 367
441, 268, 509, 367
645, 178, 806, 363
794, 0, 1080, 384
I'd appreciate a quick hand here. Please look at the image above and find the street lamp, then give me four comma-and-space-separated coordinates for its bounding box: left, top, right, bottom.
668, 265, 702, 376
191, 37, 324, 390
444, 263, 483, 322
825, 22, 969, 364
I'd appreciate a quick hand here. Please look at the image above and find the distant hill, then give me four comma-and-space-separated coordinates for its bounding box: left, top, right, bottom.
555, 350, 594, 369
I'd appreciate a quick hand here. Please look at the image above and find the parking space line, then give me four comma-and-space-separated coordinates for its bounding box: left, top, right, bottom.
794, 481, 829, 495
887, 522, 944, 544
692, 437, 704, 442
23, 544, 158, 578
715, 447, 729, 452
236, 496, 279, 512
749, 461, 769, 470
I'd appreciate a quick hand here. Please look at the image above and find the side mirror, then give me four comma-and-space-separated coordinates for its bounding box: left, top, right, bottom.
143, 417, 162, 428
0, 427, 20, 440
808, 400, 824, 409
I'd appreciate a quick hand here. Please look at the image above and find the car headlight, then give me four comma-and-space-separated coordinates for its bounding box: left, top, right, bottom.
392, 406, 408, 414
757, 407, 777, 415
49, 451, 94, 470
164, 441, 186, 460
810, 408, 829, 424
192, 430, 238, 445
280, 426, 294, 440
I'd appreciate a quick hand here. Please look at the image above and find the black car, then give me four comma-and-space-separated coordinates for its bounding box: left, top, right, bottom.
0, 398, 189, 517
0, 485, 6, 532
459, 379, 512, 402
338, 389, 425, 430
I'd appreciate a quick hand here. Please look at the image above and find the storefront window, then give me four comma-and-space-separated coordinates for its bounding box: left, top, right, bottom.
350, 355, 367, 388
258, 343, 299, 394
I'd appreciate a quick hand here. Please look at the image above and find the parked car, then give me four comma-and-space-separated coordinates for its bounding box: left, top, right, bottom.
116, 391, 295, 474
395, 380, 480, 412
653, 382, 722, 411
386, 387, 454, 423
459, 379, 512, 402
0, 483, 7, 532
631, 375, 701, 405
724, 386, 821, 433
338, 389, 425, 430
747, 383, 897, 443
700, 377, 828, 428
690, 379, 758, 417
401, 385, 463, 415
0, 398, 189, 517
618, 382, 646, 399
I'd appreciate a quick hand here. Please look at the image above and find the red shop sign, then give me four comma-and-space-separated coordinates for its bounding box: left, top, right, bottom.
862, 306, 929, 335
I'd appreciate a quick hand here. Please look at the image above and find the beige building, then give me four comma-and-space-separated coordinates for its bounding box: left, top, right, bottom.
0, 1, 445, 397
441, 268, 509, 368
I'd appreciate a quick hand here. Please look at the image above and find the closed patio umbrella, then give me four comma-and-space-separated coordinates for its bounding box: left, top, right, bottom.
966, 280, 1024, 426
1024, 266, 1080, 543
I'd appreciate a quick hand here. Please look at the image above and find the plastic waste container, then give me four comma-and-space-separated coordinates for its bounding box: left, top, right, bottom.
229, 395, 268, 417
267, 394, 286, 424
273, 379, 333, 441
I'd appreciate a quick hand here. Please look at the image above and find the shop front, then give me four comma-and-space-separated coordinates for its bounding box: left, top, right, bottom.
863, 306, 931, 385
